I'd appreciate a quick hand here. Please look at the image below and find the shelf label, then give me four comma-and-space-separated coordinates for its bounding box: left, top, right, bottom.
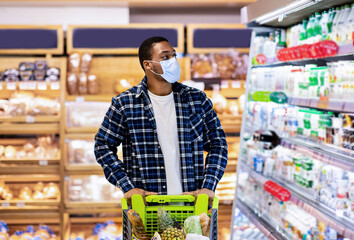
19, 82, 29, 90
231, 81, 241, 89
75, 96, 85, 102
254, 54, 267, 65
252, 91, 271, 102
0, 83, 2, 90
6, 82, 16, 90
270, 91, 288, 104
28, 82, 36, 90
26, 116, 35, 123
318, 96, 329, 109
39, 160, 48, 166
37, 81, 47, 90
16, 202, 25, 208
50, 82, 60, 90
1, 202, 10, 208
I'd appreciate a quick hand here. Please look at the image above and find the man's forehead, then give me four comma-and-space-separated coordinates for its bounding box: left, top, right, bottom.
152, 41, 174, 54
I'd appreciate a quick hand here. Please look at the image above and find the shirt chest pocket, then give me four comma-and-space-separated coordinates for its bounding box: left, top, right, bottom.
190, 113, 203, 142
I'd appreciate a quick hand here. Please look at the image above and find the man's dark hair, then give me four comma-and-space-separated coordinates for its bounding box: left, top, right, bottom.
138, 36, 169, 71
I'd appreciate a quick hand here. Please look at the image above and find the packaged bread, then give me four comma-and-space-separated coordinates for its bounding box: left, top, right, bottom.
199, 212, 211, 237
214, 53, 236, 79
46, 68, 60, 77
0, 233, 9, 240
67, 73, 78, 95
43, 183, 60, 200
191, 54, 214, 78
34, 182, 45, 192
212, 93, 227, 114
69, 53, 80, 73
4, 146, 16, 159
226, 100, 239, 115
23, 142, 35, 153
32, 191, 44, 200
34, 70, 46, 81
81, 53, 92, 73
19, 62, 35, 71
1, 187, 13, 201
19, 186, 32, 200
77, 73, 88, 95
20, 71, 34, 81
127, 209, 150, 240
88, 74, 99, 94
34, 60, 48, 70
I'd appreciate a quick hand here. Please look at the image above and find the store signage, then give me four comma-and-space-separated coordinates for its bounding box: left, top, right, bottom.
252, 91, 271, 102
264, 180, 291, 202
320, 40, 338, 57
270, 91, 288, 104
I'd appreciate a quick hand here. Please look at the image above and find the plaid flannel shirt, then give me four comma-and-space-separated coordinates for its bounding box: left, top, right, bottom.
94, 76, 228, 195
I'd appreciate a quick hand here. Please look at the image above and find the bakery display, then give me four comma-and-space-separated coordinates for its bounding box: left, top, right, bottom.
190, 51, 248, 80
0, 92, 60, 117
0, 135, 59, 160
69, 220, 121, 240
67, 175, 123, 202
0, 181, 59, 201
66, 101, 110, 127
0, 60, 59, 83
67, 53, 98, 95
0, 222, 57, 240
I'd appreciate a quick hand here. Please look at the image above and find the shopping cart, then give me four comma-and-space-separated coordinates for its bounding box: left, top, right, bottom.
122, 194, 218, 239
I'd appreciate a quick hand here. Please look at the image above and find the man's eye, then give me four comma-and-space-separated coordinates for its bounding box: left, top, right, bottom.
162, 56, 169, 60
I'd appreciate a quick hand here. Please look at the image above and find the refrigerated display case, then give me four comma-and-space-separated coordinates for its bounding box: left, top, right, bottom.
232, 0, 354, 239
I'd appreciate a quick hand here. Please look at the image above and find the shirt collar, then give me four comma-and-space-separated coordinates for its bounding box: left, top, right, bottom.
135, 76, 188, 98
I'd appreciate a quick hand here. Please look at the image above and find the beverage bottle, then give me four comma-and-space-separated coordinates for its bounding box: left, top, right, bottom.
306, 15, 315, 44
338, 5, 351, 42
314, 12, 322, 43
332, 6, 344, 42
327, 8, 336, 37
345, 3, 354, 41
320, 10, 329, 40
299, 19, 308, 45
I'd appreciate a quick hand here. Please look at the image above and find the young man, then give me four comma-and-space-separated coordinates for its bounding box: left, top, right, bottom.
94, 36, 228, 205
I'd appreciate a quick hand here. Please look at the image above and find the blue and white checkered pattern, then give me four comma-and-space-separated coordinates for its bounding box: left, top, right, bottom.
94, 76, 228, 194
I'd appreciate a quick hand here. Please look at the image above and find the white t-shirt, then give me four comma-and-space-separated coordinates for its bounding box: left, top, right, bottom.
148, 90, 183, 195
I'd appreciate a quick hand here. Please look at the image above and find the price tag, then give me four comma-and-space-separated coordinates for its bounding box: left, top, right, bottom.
16, 202, 25, 208
50, 81, 60, 90
231, 81, 241, 88
64, 176, 69, 181
19, 82, 29, 90
26, 116, 35, 123
28, 82, 36, 90
318, 96, 329, 109
39, 160, 48, 166
0, 82, 3, 90
221, 80, 229, 89
6, 82, 16, 90
1, 202, 10, 207
37, 81, 47, 90
75, 96, 85, 102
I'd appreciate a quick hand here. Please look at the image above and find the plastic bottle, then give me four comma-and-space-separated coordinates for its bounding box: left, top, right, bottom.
299, 19, 308, 45
327, 8, 336, 36
331, 7, 343, 41
347, 3, 354, 41
338, 5, 351, 42
314, 12, 322, 43
306, 15, 315, 44
320, 10, 329, 39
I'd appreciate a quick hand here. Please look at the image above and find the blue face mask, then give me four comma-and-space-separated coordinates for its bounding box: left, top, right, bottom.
147, 57, 181, 83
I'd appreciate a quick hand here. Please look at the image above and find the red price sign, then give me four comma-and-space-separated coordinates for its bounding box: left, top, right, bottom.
320, 40, 338, 57
256, 54, 267, 65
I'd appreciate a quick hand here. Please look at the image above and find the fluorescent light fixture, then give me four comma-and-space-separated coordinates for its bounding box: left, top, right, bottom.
256, 0, 318, 25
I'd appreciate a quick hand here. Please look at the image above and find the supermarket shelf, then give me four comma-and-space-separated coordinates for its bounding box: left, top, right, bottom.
65, 127, 99, 134
0, 212, 60, 224
251, 47, 354, 69
0, 165, 59, 175
0, 123, 60, 134
282, 138, 354, 172
235, 198, 288, 240
240, 162, 354, 238
0, 81, 61, 99
0, 115, 60, 123
0, 157, 60, 164
65, 165, 102, 174
66, 94, 113, 102
69, 216, 121, 224
0, 200, 60, 211
225, 158, 237, 172
65, 202, 122, 214
288, 97, 354, 113
0, 174, 60, 182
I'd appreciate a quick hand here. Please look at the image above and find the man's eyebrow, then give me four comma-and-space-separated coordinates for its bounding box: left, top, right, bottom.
159, 50, 176, 54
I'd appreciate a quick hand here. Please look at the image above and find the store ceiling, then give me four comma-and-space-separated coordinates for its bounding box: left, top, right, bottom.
0, 0, 257, 8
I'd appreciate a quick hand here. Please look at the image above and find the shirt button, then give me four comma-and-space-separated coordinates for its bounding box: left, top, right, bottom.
158, 146, 161, 148
161, 166, 164, 169
163, 186, 166, 188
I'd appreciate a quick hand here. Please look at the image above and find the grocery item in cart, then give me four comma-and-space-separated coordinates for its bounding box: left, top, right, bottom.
127, 209, 150, 240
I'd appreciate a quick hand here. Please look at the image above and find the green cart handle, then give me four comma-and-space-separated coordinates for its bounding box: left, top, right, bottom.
145, 195, 195, 203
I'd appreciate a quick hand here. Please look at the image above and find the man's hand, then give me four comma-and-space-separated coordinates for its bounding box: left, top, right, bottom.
182, 188, 215, 206
124, 188, 158, 206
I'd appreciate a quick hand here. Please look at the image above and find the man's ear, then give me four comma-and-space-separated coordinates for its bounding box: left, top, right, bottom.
143, 61, 151, 72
